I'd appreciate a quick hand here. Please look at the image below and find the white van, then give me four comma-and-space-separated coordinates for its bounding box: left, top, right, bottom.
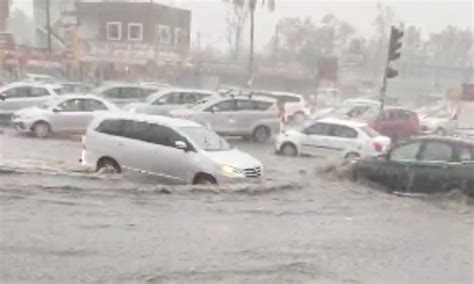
81, 113, 263, 184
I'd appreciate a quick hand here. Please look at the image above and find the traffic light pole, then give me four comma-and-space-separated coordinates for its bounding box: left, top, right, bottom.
380, 25, 403, 112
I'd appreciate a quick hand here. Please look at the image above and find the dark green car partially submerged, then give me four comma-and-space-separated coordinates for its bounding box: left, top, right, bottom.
352, 136, 473, 196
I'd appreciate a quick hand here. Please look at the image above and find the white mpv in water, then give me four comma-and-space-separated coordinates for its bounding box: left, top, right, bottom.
82, 113, 263, 184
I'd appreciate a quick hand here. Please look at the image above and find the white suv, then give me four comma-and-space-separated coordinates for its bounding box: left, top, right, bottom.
82, 113, 263, 185
275, 118, 391, 160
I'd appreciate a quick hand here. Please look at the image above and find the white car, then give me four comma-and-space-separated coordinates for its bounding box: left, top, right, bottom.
124, 88, 218, 116
81, 112, 263, 185
275, 118, 391, 160
12, 94, 118, 137
91, 83, 158, 106
0, 82, 63, 120
170, 96, 280, 143
252, 91, 311, 122
23, 73, 58, 84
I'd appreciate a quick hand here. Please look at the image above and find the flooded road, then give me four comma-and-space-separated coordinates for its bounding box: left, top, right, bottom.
0, 129, 472, 283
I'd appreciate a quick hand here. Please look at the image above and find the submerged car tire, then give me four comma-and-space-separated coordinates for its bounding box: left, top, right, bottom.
97, 157, 121, 174
280, 142, 298, 156
193, 173, 217, 185
253, 126, 271, 143
32, 121, 51, 138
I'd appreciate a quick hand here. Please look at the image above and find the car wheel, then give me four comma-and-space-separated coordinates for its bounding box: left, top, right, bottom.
280, 143, 298, 156
97, 157, 121, 174
292, 112, 306, 124
193, 173, 217, 185
344, 152, 360, 162
434, 128, 446, 136
252, 126, 271, 143
32, 121, 51, 138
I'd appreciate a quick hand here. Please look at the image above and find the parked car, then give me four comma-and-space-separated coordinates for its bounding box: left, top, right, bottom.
351, 136, 474, 196
23, 73, 58, 84
311, 97, 380, 120
169, 96, 280, 143
0, 82, 63, 121
58, 82, 94, 94
452, 101, 474, 139
357, 107, 420, 142
251, 91, 311, 122
12, 94, 118, 137
275, 118, 391, 160
91, 83, 158, 106
124, 88, 218, 116
81, 113, 263, 185
418, 104, 454, 135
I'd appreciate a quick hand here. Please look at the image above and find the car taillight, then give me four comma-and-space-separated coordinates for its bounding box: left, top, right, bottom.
372, 141, 383, 152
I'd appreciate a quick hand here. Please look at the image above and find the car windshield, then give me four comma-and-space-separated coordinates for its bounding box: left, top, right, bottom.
179, 126, 231, 151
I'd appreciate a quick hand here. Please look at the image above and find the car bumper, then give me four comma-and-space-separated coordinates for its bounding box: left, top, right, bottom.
11, 118, 35, 132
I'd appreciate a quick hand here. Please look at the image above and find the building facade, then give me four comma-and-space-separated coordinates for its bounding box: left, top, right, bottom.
76, 1, 191, 66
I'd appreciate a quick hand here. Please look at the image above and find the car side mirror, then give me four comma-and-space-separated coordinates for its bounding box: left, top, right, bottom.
175, 140, 188, 151
210, 106, 218, 113
0, 94, 6, 101
52, 107, 62, 113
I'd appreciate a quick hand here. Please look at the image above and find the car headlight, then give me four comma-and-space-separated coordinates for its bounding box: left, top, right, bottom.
220, 165, 245, 177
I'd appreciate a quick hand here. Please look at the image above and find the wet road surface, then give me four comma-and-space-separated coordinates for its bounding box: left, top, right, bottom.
0, 129, 472, 283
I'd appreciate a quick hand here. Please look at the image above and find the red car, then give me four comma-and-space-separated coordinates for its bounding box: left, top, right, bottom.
358, 107, 420, 142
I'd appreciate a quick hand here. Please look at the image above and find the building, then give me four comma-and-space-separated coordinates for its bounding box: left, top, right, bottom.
0, 0, 11, 31
76, 1, 191, 67
33, 0, 77, 51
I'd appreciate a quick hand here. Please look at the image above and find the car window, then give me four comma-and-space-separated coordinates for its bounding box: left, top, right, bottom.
4, 86, 31, 98
31, 87, 50, 97
58, 99, 83, 112
154, 92, 181, 105
206, 100, 236, 112
333, 125, 358, 139
148, 124, 184, 147
390, 141, 422, 161
96, 119, 124, 136
120, 87, 145, 99
305, 122, 333, 136
419, 141, 453, 162
397, 111, 412, 120
103, 88, 121, 98
255, 101, 273, 111
236, 99, 255, 111
122, 120, 151, 141
458, 145, 473, 162
182, 93, 203, 104
83, 99, 108, 111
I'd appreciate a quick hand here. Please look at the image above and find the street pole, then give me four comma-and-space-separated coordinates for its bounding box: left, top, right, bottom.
46, 0, 52, 53
248, 8, 255, 87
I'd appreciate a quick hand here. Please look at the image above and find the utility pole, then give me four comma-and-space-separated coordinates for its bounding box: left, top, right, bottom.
247, 7, 255, 87
46, 0, 52, 53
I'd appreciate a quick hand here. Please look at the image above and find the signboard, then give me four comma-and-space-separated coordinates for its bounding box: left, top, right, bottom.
83, 41, 181, 65
0, 32, 15, 50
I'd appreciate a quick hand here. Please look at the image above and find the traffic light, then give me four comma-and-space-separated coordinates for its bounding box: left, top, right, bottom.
388, 26, 403, 61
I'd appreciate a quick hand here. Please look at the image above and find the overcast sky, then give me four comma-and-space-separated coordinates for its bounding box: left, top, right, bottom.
12, 0, 474, 50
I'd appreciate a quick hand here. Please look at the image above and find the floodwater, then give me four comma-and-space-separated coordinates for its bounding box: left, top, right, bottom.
0, 129, 472, 283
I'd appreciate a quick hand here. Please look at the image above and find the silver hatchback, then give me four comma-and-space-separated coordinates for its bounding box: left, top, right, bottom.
170, 96, 280, 142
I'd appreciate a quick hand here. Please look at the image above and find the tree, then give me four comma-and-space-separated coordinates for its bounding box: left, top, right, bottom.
231, 0, 275, 84
224, 0, 249, 60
